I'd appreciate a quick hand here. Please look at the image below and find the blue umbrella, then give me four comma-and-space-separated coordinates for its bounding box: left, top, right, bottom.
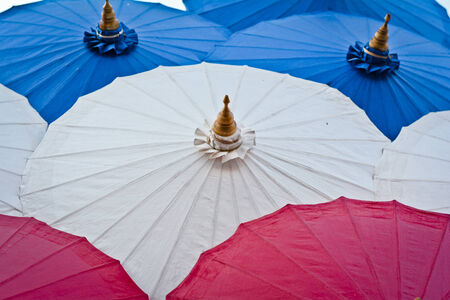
0, 0, 230, 122
184, 0, 450, 46
207, 13, 450, 140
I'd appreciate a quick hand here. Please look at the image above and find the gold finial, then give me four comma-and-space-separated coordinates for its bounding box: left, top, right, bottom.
212, 95, 237, 137
99, 0, 120, 31
369, 14, 391, 52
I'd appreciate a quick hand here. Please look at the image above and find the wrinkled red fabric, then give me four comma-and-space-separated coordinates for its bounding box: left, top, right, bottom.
168, 197, 449, 300
0, 215, 147, 299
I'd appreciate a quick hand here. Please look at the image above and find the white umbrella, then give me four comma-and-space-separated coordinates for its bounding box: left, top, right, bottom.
375, 111, 450, 213
0, 84, 46, 216
20, 63, 389, 298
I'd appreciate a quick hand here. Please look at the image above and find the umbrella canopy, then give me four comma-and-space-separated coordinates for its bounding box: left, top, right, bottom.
375, 111, 450, 213
169, 197, 450, 300
184, 0, 450, 46
0, 84, 46, 216
0, 0, 229, 123
20, 63, 389, 298
207, 13, 450, 140
0, 214, 147, 299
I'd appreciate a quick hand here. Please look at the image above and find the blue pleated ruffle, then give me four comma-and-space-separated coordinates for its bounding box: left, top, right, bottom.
84, 22, 138, 55
347, 41, 399, 75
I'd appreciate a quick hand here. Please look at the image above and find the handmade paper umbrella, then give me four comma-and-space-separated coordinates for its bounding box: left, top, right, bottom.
0, 0, 229, 122
207, 13, 450, 140
184, 0, 450, 46
20, 63, 389, 298
375, 111, 450, 213
0, 214, 147, 299
0, 84, 46, 216
169, 197, 450, 300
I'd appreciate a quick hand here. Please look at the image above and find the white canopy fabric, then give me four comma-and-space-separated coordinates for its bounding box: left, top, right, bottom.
0, 84, 46, 216
20, 63, 389, 298
375, 111, 450, 213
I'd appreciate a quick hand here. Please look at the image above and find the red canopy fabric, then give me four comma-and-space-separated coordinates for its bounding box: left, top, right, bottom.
0, 215, 147, 299
169, 197, 449, 300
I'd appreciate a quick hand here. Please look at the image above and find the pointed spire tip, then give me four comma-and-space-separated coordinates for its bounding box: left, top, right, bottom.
213, 95, 237, 137
368, 13, 391, 52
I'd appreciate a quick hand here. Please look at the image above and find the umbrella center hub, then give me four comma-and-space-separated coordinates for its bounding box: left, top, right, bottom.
208, 127, 243, 151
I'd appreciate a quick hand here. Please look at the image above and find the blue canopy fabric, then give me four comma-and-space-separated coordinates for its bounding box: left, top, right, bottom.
0, 0, 230, 123
184, 0, 450, 46
206, 13, 450, 140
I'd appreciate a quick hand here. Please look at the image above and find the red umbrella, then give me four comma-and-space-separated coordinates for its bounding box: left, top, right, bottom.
169, 197, 449, 300
0, 215, 147, 299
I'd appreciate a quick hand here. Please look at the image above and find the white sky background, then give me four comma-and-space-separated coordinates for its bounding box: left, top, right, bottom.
0, 0, 448, 18
0, 0, 186, 12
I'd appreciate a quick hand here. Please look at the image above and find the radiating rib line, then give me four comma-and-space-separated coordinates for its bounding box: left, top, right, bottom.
0, 237, 84, 286
0, 145, 34, 152
420, 218, 449, 298
229, 162, 241, 227
343, 200, 386, 299
50, 149, 198, 227
121, 78, 199, 126
203, 63, 218, 112
211, 254, 303, 300
21, 146, 194, 197
52, 123, 189, 136
287, 204, 370, 299
248, 92, 350, 129
257, 142, 375, 168
53, 1, 93, 25
239, 157, 300, 205
136, 43, 194, 66
23, 7, 86, 30
382, 148, 450, 163
228, 65, 247, 112
0, 217, 32, 250
151, 160, 217, 295
90, 153, 206, 244
258, 136, 386, 142
3, 261, 119, 299
234, 160, 262, 217
394, 201, 402, 299
237, 158, 284, 210
122, 157, 213, 264
31, 141, 192, 160
374, 177, 450, 184
0, 167, 21, 176
240, 74, 287, 123
211, 161, 224, 246
87, 98, 190, 129
253, 149, 372, 194
408, 127, 450, 144
237, 224, 346, 299
247, 152, 333, 201
161, 67, 210, 121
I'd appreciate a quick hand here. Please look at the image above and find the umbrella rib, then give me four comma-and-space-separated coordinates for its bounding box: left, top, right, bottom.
21, 146, 194, 199
253, 111, 360, 132
0, 166, 21, 177
121, 155, 210, 264
240, 74, 288, 123
0, 218, 32, 250
235, 160, 263, 216
86, 98, 189, 129
0, 237, 85, 286
0, 144, 34, 153
257, 142, 375, 168
230, 162, 241, 226
239, 157, 301, 205
30, 141, 192, 160
248, 151, 334, 201
252, 149, 373, 194
234, 224, 346, 299
22, 7, 86, 30
343, 200, 387, 299
121, 78, 199, 126
227, 64, 247, 112
247, 86, 329, 127
382, 148, 450, 164
211, 162, 224, 246
420, 218, 449, 298
85, 0, 101, 19
151, 160, 217, 295
374, 177, 450, 184
53, 1, 93, 26
287, 205, 370, 299
161, 68, 209, 120
52, 123, 189, 136
257, 136, 385, 142
203, 63, 218, 112
3, 261, 120, 299
394, 202, 402, 299
409, 127, 450, 144
47, 148, 197, 227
